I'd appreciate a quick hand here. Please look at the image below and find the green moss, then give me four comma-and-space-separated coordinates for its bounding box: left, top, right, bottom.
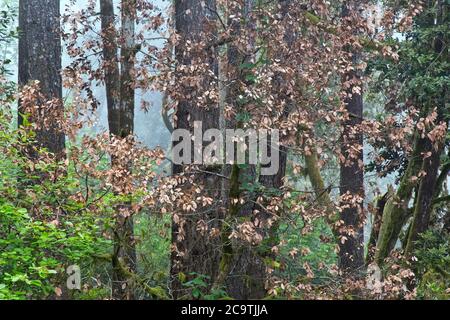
375, 133, 426, 264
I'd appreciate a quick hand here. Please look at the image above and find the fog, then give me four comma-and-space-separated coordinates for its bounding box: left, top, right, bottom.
4, 0, 171, 150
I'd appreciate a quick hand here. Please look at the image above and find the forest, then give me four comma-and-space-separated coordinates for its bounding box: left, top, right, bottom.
0, 0, 448, 301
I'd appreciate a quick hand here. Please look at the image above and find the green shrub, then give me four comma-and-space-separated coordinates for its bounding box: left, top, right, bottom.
414, 230, 450, 300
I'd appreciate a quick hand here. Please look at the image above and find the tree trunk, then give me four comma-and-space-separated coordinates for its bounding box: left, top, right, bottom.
338, 95, 365, 273
304, 149, 335, 220
101, 0, 137, 299
118, 0, 136, 139
213, 0, 251, 297
338, 1, 365, 274
366, 190, 389, 264
375, 132, 426, 264
404, 140, 443, 255
101, 0, 136, 137
216, 0, 290, 299
100, 0, 120, 135
170, 0, 222, 299
18, 0, 64, 157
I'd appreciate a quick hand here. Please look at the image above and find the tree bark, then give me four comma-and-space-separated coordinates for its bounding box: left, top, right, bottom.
18, 0, 64, 157
101, 0, 137, 299
216, 0, 290, 299
305, 149, 335, 220
404, 140, 443, 255
338, 1, 365, 274
375, 132, 426, 264
366, 190, 389, 264
100, 0, 120, 135
170, 0, 222, 299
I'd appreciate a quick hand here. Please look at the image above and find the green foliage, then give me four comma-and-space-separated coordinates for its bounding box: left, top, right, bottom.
182, 273, 210, 299
0, 202, 107, 299
0, 108, 110, 299
180, 273, 230, 300
134, 212, 171, 293
414, 230, 450, 300
276, 215, 337, 285
368, 3, 449, 109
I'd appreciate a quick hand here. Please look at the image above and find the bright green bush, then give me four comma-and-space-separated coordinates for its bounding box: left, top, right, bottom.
0, 202, 108, 299
0, 106, 111, 299
414, 230, 450, 300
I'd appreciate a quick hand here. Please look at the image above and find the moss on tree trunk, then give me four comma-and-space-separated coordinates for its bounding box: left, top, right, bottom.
374, 133, 426, 264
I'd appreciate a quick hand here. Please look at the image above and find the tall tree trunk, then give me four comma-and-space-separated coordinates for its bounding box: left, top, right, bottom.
215, 0, 289, 299
338, 1, 365, 274
404, 140, 444, 255
101, 0, 137, 299
100, 0, 120, 135
118, 0, 136, 138
18, 0, 64, 157
404, 0, 448, 256
338, 91, 365, 273
170, 0, 222, 299
213, 0, 251, 297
